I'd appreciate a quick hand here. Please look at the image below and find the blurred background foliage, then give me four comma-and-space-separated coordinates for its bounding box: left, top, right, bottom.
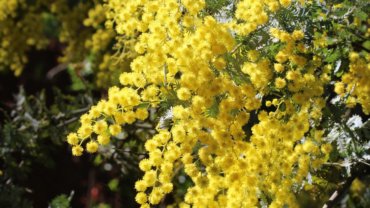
0, 0, 142, 206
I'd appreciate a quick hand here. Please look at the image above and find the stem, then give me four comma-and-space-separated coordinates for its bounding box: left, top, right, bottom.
322, 163, 370, 208
57, 117, 79, 128
71, 106, 91, 115
322, 176, 355, 208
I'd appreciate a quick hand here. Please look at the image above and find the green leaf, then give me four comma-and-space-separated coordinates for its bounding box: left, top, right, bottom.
108, 178, 119, 192
205, 97, 221, 118
362, 40, 370, 50
355, 10, 368, 21
42, 12, 59, 38
94, 155, 103, 166
67, 66, 86, 91
94, 203, 111, 208
279, 102, 286, 112
324, 49, 341, 63
205, 0, 230, 15
136, 102, 150, 109
49, 194, 71, 208
335, 59, 349, 77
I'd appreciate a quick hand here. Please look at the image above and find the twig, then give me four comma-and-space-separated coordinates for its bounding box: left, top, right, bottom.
46, 63, 68, 79
57, 117, 79, 128
322, 175, 355, 208
134, 123, 153, 129
115, 148, 148, 157
230, 42, 242, 54
322, 164, 370, 208
71, 106, 91, 115
357, 159, 370, 167
324, 162, 349, 167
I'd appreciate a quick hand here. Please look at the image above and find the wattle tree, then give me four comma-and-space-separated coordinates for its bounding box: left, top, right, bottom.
0, 0, 369, 207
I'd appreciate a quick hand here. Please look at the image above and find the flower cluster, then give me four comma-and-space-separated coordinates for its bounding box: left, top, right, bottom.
66, 0, 341, 207
0, 0, 20, 21
335, 52, 370, 114
0, 0, 126, 88
0, 0, 48, 75
66, 84, 151, 154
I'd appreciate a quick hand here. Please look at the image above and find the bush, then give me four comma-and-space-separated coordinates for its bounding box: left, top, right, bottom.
0, 0, 369, 207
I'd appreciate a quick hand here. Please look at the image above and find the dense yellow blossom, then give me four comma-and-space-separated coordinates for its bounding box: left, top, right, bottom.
64, 0, 343, 207
335, 53, 370, 114
0, 0, 126, 88
1, 1, 367, 206
0, 0, 20, 21
0, 0, 48, 75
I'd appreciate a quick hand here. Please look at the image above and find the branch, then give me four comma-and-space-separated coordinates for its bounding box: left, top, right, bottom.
71, 106, 91, 115
322, 163, 370, 208
57, 117, 79, 128
46, 63, 68, 80
322, 175, 356, 208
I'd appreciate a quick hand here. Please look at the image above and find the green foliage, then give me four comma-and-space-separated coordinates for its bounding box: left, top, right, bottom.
108, 178, 119, 192
0, 88, 92, 206
0, 186, 32, 208
204, 0, 231, 15
49, 194, 72, 208
67, 66, 87, 91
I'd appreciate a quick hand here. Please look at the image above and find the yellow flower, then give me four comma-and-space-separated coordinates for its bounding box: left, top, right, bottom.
135, 108, 149, 120
213, 57, 226, 70
97, 134, 110, 145
72, 145, 84, 156
177, 87, 192, 101
275, 77, 287, 89
292, 30, 304, 40
143, 170, 157, 186
247, 50, 259, 62
78, 124, 93, 139
109, 124, 122, 136
135, 192, 147, 204
135, 180, 148, 192
93, 120, 108, 134
86, 141, 99, 153
67, 133, 79, 145
149, 187, 163, 205
274, 63, 285, 73
320, 143, 332, 155
161, 183, 173, 193
80, 114, 92, 125
279, 0, 292, 7
334, 82, 345, 95
139, 159, 152, 171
